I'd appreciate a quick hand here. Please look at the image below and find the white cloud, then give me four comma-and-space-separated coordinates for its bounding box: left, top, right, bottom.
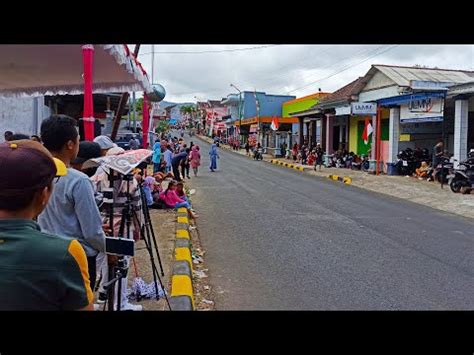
134, 45, 474, 103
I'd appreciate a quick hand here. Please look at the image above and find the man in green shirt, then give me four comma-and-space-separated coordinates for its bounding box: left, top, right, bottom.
0, 139, 93, 310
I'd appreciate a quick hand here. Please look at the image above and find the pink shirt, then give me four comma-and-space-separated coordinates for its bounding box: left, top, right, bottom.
159, 190, 184, 207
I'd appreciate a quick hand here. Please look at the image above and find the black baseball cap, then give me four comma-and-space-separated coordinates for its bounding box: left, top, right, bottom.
71, 141, 102, 165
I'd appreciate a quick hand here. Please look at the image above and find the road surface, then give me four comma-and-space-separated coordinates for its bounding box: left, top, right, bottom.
188, 137, 474, 310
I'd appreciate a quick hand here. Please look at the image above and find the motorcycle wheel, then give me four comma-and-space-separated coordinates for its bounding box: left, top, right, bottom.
450, 177, 468, 193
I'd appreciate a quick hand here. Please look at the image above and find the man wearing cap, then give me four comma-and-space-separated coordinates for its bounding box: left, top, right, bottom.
0, 139, 94, 310
38, 115, 106, 292
94, 135, 117, 156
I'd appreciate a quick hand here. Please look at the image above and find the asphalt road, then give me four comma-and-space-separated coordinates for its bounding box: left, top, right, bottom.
187, 136, 474, 310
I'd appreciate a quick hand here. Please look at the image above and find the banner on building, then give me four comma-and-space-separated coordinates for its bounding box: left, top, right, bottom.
351, 102, 377, 115
400, 96, 444, 123
250, 124, 258, 133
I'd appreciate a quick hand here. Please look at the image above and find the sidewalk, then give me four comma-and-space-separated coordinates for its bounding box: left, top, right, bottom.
196, 135, 473, 220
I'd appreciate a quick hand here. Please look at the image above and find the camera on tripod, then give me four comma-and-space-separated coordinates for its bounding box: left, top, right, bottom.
85, 150, 171, 310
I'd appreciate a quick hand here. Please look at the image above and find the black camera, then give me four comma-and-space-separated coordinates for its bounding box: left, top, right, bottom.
105, 237, 135, 257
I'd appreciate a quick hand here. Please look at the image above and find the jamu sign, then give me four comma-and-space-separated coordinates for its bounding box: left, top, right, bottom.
401, 97, 444, 123
351, 102, 377, 115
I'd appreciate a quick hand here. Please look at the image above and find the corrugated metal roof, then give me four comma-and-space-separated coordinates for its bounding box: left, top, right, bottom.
373, 65, 474, 86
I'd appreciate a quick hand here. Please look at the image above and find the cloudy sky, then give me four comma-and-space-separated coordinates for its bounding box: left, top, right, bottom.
134, 45, 474, 103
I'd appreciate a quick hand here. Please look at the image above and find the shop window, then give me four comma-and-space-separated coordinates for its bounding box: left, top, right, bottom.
381, 119, 389, 141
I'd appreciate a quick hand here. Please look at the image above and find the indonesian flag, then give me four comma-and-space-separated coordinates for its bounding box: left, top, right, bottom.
270, 117, 279, 131
362, 117, 373, 145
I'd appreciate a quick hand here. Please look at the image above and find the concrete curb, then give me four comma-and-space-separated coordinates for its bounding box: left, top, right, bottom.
270, 159, 305, 172
328, 174, 352, 185
170, 207, 195, 310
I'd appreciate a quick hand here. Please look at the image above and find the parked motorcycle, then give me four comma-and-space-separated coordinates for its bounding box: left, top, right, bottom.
448, 150, 474, 193
396, 148, 417, 176
434, 156, 455, 188
254, 147, 263, 161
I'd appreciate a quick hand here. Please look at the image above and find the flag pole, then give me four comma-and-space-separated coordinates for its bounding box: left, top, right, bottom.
375, 106, 381, 176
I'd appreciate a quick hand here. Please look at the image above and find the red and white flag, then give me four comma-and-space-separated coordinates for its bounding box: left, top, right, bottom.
362, 118, 373, 145
270, 117, 279, 131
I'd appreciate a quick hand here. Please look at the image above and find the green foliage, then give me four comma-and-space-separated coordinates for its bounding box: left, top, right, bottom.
155, 120, 170, 134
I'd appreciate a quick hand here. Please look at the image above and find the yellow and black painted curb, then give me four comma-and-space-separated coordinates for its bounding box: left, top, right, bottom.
169, 207, 195, 310
270, 159, 305, 172
327, 175, 352, 185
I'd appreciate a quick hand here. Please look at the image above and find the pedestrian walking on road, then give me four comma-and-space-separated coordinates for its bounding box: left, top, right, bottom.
245, 141, 250, 156
190, 145, 201, 176
209, 143, 219, 172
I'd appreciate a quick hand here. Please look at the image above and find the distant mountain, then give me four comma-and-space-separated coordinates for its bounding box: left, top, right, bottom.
159, 101, 196, 108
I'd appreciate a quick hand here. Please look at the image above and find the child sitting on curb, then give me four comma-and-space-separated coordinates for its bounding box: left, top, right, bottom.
159, 180, 198, 219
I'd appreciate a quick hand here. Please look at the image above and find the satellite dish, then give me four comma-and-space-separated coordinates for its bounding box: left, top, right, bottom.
148, 84, 166, 102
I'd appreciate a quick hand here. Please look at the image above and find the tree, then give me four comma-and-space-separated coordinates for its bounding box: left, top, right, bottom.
155, 120, 169, 135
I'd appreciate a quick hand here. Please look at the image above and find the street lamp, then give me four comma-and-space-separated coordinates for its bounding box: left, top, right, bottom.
230, 83, 242, 143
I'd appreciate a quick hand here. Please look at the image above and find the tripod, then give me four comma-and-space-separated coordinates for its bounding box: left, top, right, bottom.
133, 182, 171, 309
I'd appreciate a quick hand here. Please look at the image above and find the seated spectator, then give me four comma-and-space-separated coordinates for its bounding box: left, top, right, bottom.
0, 139, 93, 310
159, 180, 198, 219
416, 161, 430, 179
176, 181, 190, 203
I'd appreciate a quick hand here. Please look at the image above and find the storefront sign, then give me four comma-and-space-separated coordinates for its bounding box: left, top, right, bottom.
351, 102, 377, 115
400, 97, 444, 123
335, 105, 351, 116
250, 124, 258, 133
399, 134, 410, 142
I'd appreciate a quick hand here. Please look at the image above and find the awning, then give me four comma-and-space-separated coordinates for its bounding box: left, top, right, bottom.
0, 45, 152, 98
235, 116, 298, 126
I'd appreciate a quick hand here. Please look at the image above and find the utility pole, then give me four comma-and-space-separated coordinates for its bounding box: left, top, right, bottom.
230, 84, 242, 143
111, 44, 140, 141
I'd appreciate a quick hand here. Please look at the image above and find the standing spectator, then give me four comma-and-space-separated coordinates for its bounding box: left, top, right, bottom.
245, 140, 250, 156
171, 151, 188, 181
4, 130, 13, 142
314, 143, 324, 171
181, 148, 191, 179
301, 145, 308, 165
38, 115, 106, 293
190, 145, 201, 177
129, 135, 140, 150
431, 140, 444, 181
163, 145, 173, 173
292, 143, 299, 161
152, 140, 162, 174
0, 139, 93, 310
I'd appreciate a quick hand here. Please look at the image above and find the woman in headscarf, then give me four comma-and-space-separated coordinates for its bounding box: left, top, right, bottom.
209, 143, 219, 172
189, 145, 201, 176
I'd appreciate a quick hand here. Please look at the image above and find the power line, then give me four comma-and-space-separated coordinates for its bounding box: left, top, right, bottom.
260, 45, 385, 91
285, 45, 399, 94
140, 45, 278, 55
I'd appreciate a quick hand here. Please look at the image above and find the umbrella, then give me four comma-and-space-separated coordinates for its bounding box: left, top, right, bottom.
83, 148, 152, 175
